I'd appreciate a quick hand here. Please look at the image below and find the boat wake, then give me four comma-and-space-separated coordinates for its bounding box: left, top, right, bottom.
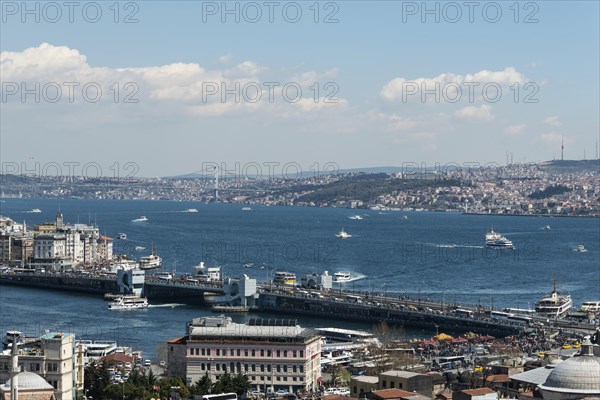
147, 303, 185, 308
417, 242, 484, 249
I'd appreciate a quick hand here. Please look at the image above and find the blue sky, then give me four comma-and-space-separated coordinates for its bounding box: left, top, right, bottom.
1, 1, 599, 177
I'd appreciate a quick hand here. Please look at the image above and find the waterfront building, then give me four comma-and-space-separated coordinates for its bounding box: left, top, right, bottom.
0, 218, 34, 266
166, 315, 321, 393
0, 333, 78, 400
351, 371, 434, 399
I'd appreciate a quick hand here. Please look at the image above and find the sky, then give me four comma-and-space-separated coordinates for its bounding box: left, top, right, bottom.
1, 0, 599, 178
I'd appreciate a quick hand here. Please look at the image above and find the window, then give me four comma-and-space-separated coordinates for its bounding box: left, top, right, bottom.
201, 363, 205, 371
222, 363, 226, 372
276, 365, 279, 372
283, 350, 288, 357
202, 348, 206, 356
245, 349, 248, 357
244, 364, 248, 372
299, 366, 304, 373
260, 365, 264, 372
267, 365, 271, 372
216, 349, 221, 356
252, 364, 256, 372
267, 350, 272, 357
260, 350, 265, 357
283, 365, 287, 373
276, 377, 280, 381
299, 350, 304, 357
276, 350, 280, 357
293, 377, 297, 382
293, 366, 297, 373
237, 349, 240, 357
382, 380, 386, 388
207, 363, 211, 371
230, 349, 234, 357
390, 382, 395, 388
283, 377, 287, 381
207, 349, 211, 356
293, 350, 297, 358
252, 350, 256, 357
196, 348, 200, 356
230, 362, 235, 372
216, 364, 220, 371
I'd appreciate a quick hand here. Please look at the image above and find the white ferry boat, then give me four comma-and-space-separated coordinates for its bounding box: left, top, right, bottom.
185, 208, 198, 213
336, 228, 352, 239
485, 229, 514, 249
138, 242, 161, 269
108, 295, 149, 310
30, 208, 42, 213
349, 215, 363, 220
135, 246, 145, 251
194, 261, 221, 282
575, 244, 588, 252
272, 271, 296, 286
132, 216, 148, 222
117, 233, 127, 240
333, 271, 352, 283
535, 282, 573, 319
242, 207, 252, 211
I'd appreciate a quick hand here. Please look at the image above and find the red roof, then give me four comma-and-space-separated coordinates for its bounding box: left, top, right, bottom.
486, 375, 509, 383
100, 353, 133, 364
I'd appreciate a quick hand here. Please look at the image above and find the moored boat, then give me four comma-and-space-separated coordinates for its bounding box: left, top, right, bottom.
272, 271, 296, 286
535, 281, 573, 319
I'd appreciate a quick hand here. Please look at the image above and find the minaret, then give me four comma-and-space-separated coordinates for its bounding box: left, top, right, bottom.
561, 137, 564, 161
10, 335, 19, 400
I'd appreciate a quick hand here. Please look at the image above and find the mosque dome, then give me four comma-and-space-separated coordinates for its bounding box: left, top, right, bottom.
2, 372, 54, 391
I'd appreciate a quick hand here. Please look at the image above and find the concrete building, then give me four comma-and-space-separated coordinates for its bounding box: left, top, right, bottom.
0, 333, 78, 400
367, 388, 429, 400
166, 316, 321, 393
378, 371, 433, 397
351, 376, 379, 398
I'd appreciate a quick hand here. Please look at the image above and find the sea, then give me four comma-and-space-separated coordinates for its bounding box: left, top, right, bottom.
1, 198, 598, 359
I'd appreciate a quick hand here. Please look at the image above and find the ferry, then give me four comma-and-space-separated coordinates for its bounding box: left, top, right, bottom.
30, 209, 42, 213
333, 271, 352, 283
575, 245, 588, 253
485, 229, 514, 249
535, 282, 573, 319
579, 301, 600, 314
242, 207, 252, 211
185, 208, 198, 213
544, 225, 551, 230
135, 246, 145, 251
108, 295, 149, 310
117, 233, 127, 240
272, 271, 297, 286
132, 216, 148, 222
349, 215, 363, 220
138, 242, 161, 269
336, 228, 352, 239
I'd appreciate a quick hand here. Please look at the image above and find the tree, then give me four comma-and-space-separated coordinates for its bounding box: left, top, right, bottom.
212, 372, 234, 394
84, 361, 111, 400
231, 373, 252, 397
191, 373, 213, 396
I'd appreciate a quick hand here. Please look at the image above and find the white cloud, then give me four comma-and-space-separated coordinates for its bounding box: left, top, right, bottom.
454, 105, 494, 122
504, 124, 527, 135
0, 43, 346, 118
543, 116, 561, 126
381, 67, 526, 103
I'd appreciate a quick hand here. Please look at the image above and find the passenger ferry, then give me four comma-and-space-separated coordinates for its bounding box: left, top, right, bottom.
132, 216, 148, 222
108, 295, 149, 310
333, 271, 352, 283
138, 242, 161, 269
117, 233, 127, 240
485, 229, 514, 249
579, 301, 600, 314
575, 244, 588, 252
272, 271, 296, 286
535, 282, 573, 319
194, 261, 221, 282
185, 208, 198, 213
2, 331, 22, 349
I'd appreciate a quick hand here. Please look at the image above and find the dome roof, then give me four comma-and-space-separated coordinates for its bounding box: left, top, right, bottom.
538, 342, 600, 395
2, 372, 54, 391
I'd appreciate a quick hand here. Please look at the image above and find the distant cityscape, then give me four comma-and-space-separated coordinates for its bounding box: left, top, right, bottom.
2, 160, 598, 217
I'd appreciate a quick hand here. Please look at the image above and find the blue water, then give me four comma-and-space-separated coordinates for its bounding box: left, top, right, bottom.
1, 198, 598, 358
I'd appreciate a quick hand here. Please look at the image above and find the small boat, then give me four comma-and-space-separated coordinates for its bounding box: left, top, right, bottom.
333, 271, 352, 283
336, 228, 352, 239
402, 215, 408, 220
108, 295, 149, 310
242, 207, 252, 211
575, 245, 587, 253
30, 208, 42, 213
243, 263, 254, 268
349, 215, 363, 220
117, 233, 127, 240
485, 229, 513, 249
544, 225, 551, 230
132, 216, 148, 222
185, 209, 198, 213
135, 246, 145, 251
